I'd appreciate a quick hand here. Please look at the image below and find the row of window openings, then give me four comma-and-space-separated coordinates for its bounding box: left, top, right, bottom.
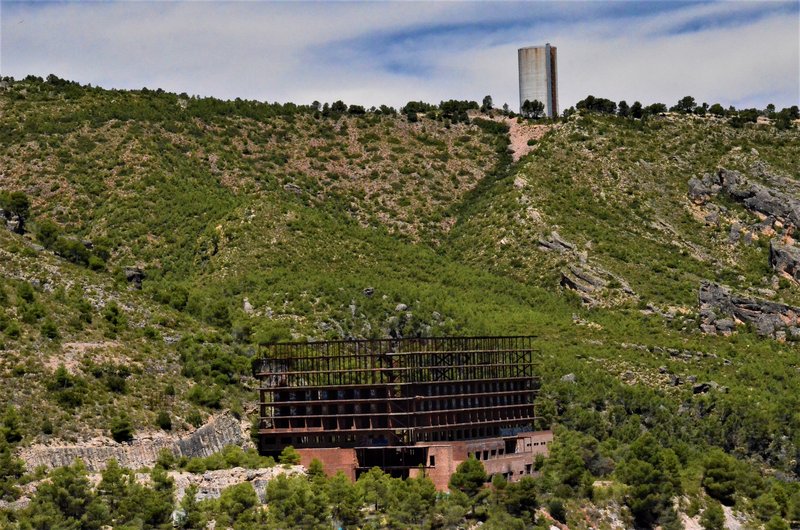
271, 395, 531, 416
273, 409, 532, 429
269, 381, 533, 402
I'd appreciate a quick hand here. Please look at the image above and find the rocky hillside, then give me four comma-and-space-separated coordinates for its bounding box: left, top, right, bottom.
2, 77, 800, 527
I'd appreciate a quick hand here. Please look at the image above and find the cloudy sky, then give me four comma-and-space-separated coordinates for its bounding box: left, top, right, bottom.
1, 1, 798, 110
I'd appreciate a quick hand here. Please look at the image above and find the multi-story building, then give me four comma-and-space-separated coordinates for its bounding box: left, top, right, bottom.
256, 336, 552, 490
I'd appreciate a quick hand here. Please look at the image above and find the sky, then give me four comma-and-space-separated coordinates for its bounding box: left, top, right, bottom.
1, 1, 798, 111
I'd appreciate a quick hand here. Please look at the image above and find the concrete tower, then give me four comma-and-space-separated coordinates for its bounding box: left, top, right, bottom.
518, 44, 558, 118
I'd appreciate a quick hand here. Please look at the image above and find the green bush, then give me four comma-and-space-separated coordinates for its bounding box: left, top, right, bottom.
155, 411, 172, 431
110, 414, 134, 443
278, 445, 301, 465
40, 319, 59, 339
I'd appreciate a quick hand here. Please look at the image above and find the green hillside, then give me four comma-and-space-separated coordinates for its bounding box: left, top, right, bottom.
1, 76, 800, 528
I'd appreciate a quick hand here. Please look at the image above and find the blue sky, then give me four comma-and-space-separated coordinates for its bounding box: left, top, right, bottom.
1, 1, 798, 110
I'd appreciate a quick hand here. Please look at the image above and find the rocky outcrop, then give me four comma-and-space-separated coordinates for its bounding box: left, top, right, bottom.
538, 231, 575, 252
0, 208, 24, 234
18, 413, 246, 472
689, 168, 800, 228
170, 465, 304, 503
536, 229, 635, 305
770, 240, 800, 281
3, 465, 305, 513
560, 265, 606, 302
698, 281, 800, 339
123, 267, 145, 289
560, 263, 634, 305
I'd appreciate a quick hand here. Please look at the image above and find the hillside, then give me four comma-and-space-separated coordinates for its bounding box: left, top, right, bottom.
1, 77, 800, 528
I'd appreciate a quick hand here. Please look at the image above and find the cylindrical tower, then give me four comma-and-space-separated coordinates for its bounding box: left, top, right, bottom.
518, 44, 558, 118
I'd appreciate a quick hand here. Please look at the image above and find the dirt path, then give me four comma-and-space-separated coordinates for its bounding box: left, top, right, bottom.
471, 112, 553, 161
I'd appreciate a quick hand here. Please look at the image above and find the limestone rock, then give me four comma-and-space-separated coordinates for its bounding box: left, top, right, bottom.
123, 267, 145, 290
688, 168, 800, 228
538, 231, 575, 252
770, 240, 800, 281
18, 412, 246, 472
560, 373, 576, 383
698, 281, 800, 339
5, 213, 23, 234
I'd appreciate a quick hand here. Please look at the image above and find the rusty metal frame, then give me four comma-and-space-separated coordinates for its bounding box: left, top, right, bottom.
256, 336, 540, 452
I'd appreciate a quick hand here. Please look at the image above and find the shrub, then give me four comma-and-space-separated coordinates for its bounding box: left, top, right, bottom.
4, 322, 21, 339
547, 498, 567, 523
156, 410, 172, 431
278, 445, 301, 465
40, 319, 59, 339
700, 500, 725, 530
110, 414, 134, 443
187, 384, 223, 408
16, 282, 35, 303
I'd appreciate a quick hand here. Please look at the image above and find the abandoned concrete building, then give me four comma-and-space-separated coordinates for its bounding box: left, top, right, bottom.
256, 336, 552, 490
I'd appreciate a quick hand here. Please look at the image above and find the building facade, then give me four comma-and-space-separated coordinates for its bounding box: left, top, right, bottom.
518, 44, 558, 118
256, 336, 552, 490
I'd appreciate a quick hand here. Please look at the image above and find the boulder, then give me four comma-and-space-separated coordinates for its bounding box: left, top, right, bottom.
698, 280, 800, 339
689, 168, 800, 228
687, 177, 713, 203
538, 230, 576, 252
243, 298, 254, 314
6, 214, 23, 234
770, 240, 800, 281
123, 267, 145, 289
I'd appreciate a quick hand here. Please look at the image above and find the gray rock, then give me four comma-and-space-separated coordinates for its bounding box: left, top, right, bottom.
770, 240, 800, 281
622, 371, 634, 382
687, 375, 698, 384
5, 214, 23, 234
690, 168, 800, 228
669, 375, 682, 386
18, 413, 246, 472
362, 287, 374, 297
395, 303, 408, 312
243, 299, 254, 314
123, 267, 145, 289
693, 382, 712, 394
728, 223, 741, 244
538, 231, 575, 252
431, 311, 442, 321
283, 183, 302, 194
714, 318, 736, 334
698, 281, 800, 339
658, 366, 669, 374
560, 373, 576, 383
688, 177, 713, 203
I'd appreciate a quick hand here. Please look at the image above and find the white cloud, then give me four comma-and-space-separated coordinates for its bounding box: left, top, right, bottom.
1, 1, 797, 109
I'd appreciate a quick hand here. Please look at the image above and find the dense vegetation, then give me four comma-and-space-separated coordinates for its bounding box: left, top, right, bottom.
1, 76, 799, 527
